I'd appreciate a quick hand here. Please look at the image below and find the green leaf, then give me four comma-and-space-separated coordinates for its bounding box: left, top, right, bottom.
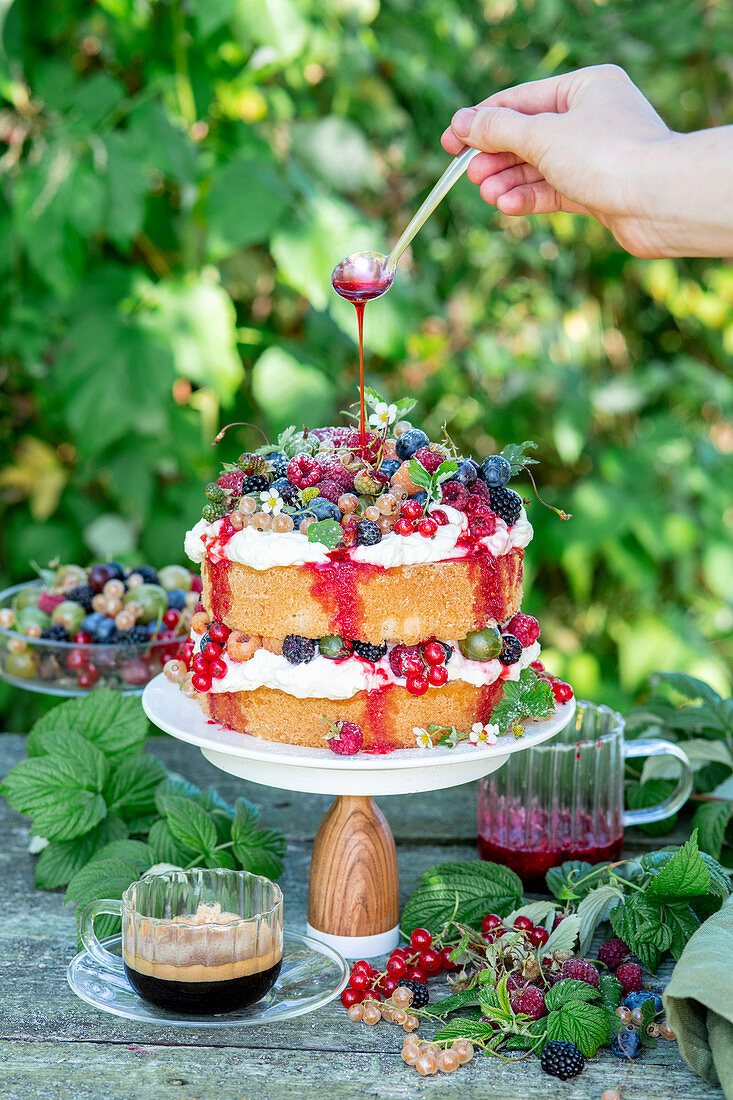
34, 816, 128, 890
307, 518, 345, 550
155, 775, 202, 814
697, 851, 732, 899
231, 799, 286, 878
34, 729, 110, 792
407, 460, 432, 489
27, 691, 148, 762
433, 1018, 496, 1045
431, 989, 482, 1017
87, 840, 154, 872
434, 460, 458, 484
646, 831, 710, 899
576, 884, 624, 955
540, 914, 580, 958
199, 787, 237, 842
500, 440, 539, 475
626, 779, 679, 836
545, 980, 601, 1011
599, 974, 623, 1011
692, 801, 733, 861
103, 755, 168, 819
400, 861, 523, 938
505, 900, 558, 926
160, 795, 218, 857
66, 858, 141, 907
664, 902, 701, 959
610, 893, 667, 972
147, 819, 196, 866
545, 861, 614, 901
207, 155, 292, 260
0, 755, 107, 842
546, 1001, 613, 1057
649, 672, 724, 708
490, 669, 555, 735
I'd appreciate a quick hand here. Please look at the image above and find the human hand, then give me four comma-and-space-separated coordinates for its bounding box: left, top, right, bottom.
442, 65, 675, 258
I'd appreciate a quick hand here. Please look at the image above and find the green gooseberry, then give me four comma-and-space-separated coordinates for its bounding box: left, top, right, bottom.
458, 626, 503, 662
125, 583, 168, 624
318, 635, 350, 660
54, 564, 87, 592
52, 601, 86, 634
5, 650, 40, 679
12, 585, 42, 612
15, 607, 51, 634
158, 565, 193, 592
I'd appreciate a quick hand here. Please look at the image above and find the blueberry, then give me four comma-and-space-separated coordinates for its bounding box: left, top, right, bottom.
380, 458, 401, 480
272, 476, 301, 505
611, 1030, 642, 1059
93, 619, 118, 644
309, 497, 343, 522
625, 991, 663, 1013
166, 588, 187, 610
448, 461, 478, 488
81, 612, 106, 635
480, 455, 512, 487
395, 428, 429, 461
105, 561, 126, 581
411, 491, 428, 508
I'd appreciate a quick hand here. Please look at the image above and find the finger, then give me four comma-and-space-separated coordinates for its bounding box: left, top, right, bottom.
441, 124, 466, 155
479, 164, 544, 205
466, 151, 524, 185
473, 72, 572, 116
496, 181, 589, 217
451, 104, 554, 163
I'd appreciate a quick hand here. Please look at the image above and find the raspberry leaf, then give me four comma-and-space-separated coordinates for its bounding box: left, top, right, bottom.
576, 883, 624, 954
545, 980, 601, 1010
691, 801, 733, 861
160, 795, 218, 857
500, 440, 539, 475
637, 999, 659, 1049
103, 754, 168, 819
26, 690, 149, 762
645, 830, 710, 899
663, 901, 701, 960
400, 860, 523, 937
307, 518, 344, 549
34, 817, 128, 890
609, 892, 669, 972
0, 754, 107, 842
231, 799, 286, 879
489, 668, 555, 735
545, 1000, 614, 1057
598, 974, 623, 1011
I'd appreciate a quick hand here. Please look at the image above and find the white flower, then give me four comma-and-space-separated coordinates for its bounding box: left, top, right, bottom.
469, 722, 499, 746
413, 727, 433, 750
368, 401, 398, 429
259, 489, 284, 515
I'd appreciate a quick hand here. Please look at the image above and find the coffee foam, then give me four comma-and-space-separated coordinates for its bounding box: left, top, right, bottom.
123, 902, 282, 983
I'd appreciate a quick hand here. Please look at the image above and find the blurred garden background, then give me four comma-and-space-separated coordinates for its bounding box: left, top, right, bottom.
1, 0, 732, 732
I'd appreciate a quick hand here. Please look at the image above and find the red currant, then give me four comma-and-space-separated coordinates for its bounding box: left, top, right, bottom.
163, 609, 180, 628
431, 509, 449, 526
72, 631, 93, 644
422, 641, 446, 666
349, 970, 372, 991
513, 915, 534, 932
404, 966, 427, 984
78, 666, 100, 689
67, 649, 87, 671
552, 680, 574, 703
406, 674, 429, 696
530, 660, 545, 672
528, 926, 550, 947
419, 947, 442, 974
386, 955, 407, 978
352, 960, 372, 974
401, 499, 423, 521
481, 913, 503, 933
178, 641, 195, 667
208, 658, 227, 679
341, 988, 364, 1008
427, 665, 448, 686
440, 946, 458, 971
208, 621, 230, 645
482, 929, 498, 943
202, 641, 223, 662
191, 673, 212, 693
394, 518, 415, 537
191, 653, 208, 675
378, 976, 398, 996
417, 517, 438, 538
410, 928, 432, 950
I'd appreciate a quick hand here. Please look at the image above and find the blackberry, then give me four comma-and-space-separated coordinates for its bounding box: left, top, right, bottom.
399, 980, 429, 1008
540, 1040, 585, 1080
266, 452, 289, 480
40, 624, 71, 642
282, 635, 317, 665
118, 625, 150, 646
132, 566, 159, 585
499, 633, 523, 665
66, 585, 95, 612
356, 519, 382, 546
242, 474, 270, 495
489, 486, 522, 525
351, 640, 388, 662
271, 477, 301, 505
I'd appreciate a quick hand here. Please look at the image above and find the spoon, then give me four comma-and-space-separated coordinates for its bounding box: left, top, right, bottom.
331, 145, 480, 302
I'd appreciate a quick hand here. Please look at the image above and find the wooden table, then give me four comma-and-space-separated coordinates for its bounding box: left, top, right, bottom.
0, 734, 722, 1100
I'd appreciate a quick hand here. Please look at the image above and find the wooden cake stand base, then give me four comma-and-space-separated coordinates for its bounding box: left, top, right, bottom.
142, 675, 575, 958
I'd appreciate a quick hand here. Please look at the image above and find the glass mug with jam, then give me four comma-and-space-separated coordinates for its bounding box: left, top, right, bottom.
80, 868, 283, 1014
478, 700, 693, 889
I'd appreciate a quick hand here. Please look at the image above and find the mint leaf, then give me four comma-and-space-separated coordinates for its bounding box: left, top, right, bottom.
103, 755, 167, 819
0, 755, 107, 842
34, 816, 128, 890
400, 860, 523, 937
27, 691, 148, 762
231, 799, 286, 878
546, 1001, 613, 1057
407, 459, 432, 489
692, 801, 733, 861
664, 902, 701, 960
490, 668, 555, 735
545, 980, 601, 1011
646, 831, 710, 899
307, 518, 344, 550
34, 729, 110, 790
161, 795, 217, 857
500, 440, 539, 475
599, 974, 623, 1011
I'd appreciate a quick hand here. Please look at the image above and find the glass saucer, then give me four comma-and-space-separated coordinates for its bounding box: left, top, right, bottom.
67, 929, 348, 1027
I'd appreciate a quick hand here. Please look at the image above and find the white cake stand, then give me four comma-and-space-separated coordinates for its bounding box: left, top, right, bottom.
143, 675, 575, 958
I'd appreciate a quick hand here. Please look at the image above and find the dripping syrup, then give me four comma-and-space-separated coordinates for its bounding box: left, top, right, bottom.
331, 275, 391, 446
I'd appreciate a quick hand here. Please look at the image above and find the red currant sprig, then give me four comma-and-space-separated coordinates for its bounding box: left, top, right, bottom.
340, 928, 458, 1010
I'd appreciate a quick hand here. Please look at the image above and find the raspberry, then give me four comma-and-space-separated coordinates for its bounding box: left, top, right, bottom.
287, 454, 322, 489
344, 429, 380, 462
316, 479, 342, 504
318, 457, 355, 490
499, 634, 523, 665
466, 495, 493, 518
469, 516, 498, 539
510, 984, 546, 1020
38, 591, 66, 615
468, 479, 490, 502
506, 612, 540, 647
561, 959, 600, 988
615, 962, 643, 993
311, 426, 353, 445
489, 485, 522, 525
440, 481, 469, 510
216, 471, 245, 494
326, 720, 363, 755
597, 937, 630, 971
413, 447, 445, 474
540, 1040, 585, 1080
282, 635, 317, 664
389, 644, 423, 678
398, 981, 429, 1008
352, 640, 387, 662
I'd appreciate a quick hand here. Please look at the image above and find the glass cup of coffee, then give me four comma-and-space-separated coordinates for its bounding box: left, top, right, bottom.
80, 868, 283, 1015
478, 700, 693, 889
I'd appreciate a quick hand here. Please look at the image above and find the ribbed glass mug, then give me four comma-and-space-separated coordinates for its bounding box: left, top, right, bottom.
478, 701, 693, 889
80, 868, 283, 1014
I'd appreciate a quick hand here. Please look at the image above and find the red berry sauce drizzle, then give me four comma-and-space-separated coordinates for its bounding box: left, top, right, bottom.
331, 270, 392, 447
202, 516, 236, 622
306, 554, 383, 639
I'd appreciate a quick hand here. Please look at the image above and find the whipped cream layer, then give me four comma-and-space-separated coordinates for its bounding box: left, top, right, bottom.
194, 635, 541, 701
185, 505, 533, 571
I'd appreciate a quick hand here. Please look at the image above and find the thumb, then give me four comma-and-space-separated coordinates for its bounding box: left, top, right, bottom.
451, 104, 547, 162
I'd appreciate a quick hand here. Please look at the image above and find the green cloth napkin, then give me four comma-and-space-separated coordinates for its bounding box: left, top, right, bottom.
664, 895, 733, 1097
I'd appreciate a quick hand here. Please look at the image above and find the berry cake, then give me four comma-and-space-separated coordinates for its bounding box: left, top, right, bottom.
172, 414, 551, 752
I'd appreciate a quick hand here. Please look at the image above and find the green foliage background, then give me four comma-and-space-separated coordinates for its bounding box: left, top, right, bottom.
1, 0, 732, 731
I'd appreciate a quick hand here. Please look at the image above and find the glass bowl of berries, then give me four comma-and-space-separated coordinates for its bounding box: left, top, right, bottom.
0, 561, 201, 696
